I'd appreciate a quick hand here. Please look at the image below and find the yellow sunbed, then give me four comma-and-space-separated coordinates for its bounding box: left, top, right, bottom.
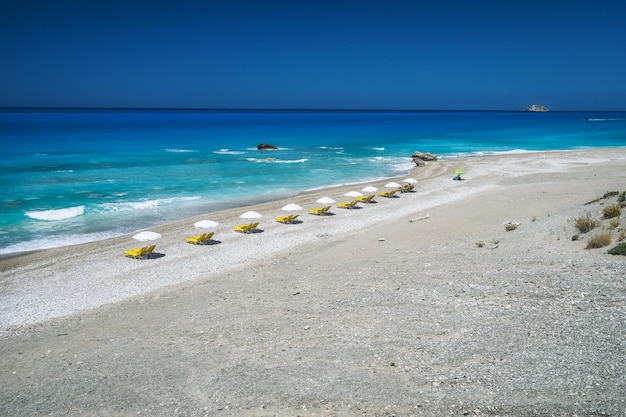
233, 222, 259, 233
186, 233, 207, 244
356, 194, 376, 203
338, 200, 358, 209
379, 189, 398, 198
124, 246, 147, 259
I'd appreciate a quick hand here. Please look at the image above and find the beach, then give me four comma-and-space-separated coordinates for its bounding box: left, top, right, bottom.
1, 149, 625, 416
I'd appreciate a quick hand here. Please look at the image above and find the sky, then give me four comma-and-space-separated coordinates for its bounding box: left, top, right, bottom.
1, 0, 625, 110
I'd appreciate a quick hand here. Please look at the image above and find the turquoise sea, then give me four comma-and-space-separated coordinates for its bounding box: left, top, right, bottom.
1, 109, 625, 255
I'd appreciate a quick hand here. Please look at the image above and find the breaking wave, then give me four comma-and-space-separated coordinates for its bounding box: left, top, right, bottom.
25, 206, 85, 221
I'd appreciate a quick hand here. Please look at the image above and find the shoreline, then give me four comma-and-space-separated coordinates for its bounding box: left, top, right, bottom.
1, 148, 625, 415
2, 148, 626, 330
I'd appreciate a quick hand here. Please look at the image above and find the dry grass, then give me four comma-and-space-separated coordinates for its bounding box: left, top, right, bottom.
586, 232, 612, 249
602, 204, 622, 219
575, 214, 600, 233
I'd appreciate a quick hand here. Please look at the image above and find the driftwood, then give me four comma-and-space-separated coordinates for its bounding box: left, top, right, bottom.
409, 213, 430, 222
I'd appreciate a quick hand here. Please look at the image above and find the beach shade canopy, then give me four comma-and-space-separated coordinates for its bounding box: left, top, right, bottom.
361, 186, 378, 193
240, 210, 263, 219
316, 196, 336, 204
344, 191, 363, 197
194, 219, 219, 229
403, 178, 418, 184
454, 169, 466, 175
281, 203, 302, 211
133, 231, 161, 241
385, 182, 402, 188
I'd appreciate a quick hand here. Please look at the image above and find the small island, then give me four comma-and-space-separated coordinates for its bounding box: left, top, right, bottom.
524, 104, 550, 112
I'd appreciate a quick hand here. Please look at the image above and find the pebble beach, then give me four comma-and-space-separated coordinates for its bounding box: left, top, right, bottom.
1, 148, 625, 416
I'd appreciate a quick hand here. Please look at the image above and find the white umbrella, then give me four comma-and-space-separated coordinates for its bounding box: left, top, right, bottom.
194, 219, 219, 229
281, 203, 302, 211
361, 186, 378, 192
344, 191, 363, 197
385, 182, 402, 188
316, 196, 336, 204
133, 231, 161, 241
403, 178, 418, 184
240, 210, 263, 219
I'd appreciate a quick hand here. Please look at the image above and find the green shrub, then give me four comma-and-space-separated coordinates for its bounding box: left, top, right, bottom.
619, 191, 626, 203
586, 232, 612, 249
505, 223, 518, 231
609, 219, 620, 229
602, 204, 621, 219
575, 214, 599, 233
602, 191, 619, 199
607, 242, 626, 256
475, 241, 485, 248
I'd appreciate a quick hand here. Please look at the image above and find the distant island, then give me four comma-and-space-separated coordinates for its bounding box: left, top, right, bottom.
524, 104, 550, 112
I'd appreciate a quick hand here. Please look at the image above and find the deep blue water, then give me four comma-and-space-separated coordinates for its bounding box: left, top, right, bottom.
1, 109, 625, 255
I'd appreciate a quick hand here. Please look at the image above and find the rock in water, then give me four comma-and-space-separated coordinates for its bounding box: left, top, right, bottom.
257, 143, 278, 150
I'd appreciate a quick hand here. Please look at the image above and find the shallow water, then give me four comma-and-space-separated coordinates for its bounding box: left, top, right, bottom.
1, 109, 624, 254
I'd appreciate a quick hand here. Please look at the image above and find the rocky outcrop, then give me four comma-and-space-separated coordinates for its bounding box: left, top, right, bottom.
257, 143, 278, 150
411, 151, 438, 167
524, 104, 549, 112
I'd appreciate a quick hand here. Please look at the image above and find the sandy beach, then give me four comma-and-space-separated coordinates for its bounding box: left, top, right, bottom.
1, 149, 625, 416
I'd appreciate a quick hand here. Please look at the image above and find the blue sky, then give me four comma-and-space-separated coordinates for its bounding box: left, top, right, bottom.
2, 0, 625, 110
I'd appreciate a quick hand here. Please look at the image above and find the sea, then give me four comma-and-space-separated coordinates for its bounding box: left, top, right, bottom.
1, 109, 625, 256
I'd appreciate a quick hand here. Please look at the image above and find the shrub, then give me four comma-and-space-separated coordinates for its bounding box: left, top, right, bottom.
475, 241, 485, 248
586, 232, 612, 249
609, 219, 620, 229
607, 242, 626, 256
602, 191, 619, 199
575, 214, 599, 233
619, 190, 626, 203
602, 204, 621, 219
505, 223, 518, 231
490, 238, 501, 245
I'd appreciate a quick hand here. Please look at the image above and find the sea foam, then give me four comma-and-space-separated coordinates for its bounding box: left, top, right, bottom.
25, 206, 85, 221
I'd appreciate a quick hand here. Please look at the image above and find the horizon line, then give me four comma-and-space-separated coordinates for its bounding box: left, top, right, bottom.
1, 106, 623, 112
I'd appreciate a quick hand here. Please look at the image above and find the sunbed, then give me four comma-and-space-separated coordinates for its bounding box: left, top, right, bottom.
233, 222, 259, 233
124, 246, 147, 259
186, 233, 208, 244
338, 200, 358, 209
379, 189, 398, 198
356, 194, 376, 203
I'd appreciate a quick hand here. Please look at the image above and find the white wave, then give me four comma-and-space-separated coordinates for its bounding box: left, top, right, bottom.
246, 157, 307, 163
0, 231, 121, 256
319, 146, 344, 150
213, 149, 245, 155
25, 205, 85, 221
372, 147, 386, 151
274, 158, 308, 164
56, 169, 74, 173
97, 196, 200, 212
165, 148, 197, 153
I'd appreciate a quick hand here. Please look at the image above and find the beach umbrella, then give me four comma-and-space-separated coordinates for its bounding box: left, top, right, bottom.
361, 186, 378, 193
385, 182, 402, 188
281, 203, 302, 211
403, 178, 418, 184
316, 196, 336, 204
344, 191, 363, 197
454, 169, 465, 175
132, 231, 161, 241
194, 220, 219, 229
240, 210, 263, 219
